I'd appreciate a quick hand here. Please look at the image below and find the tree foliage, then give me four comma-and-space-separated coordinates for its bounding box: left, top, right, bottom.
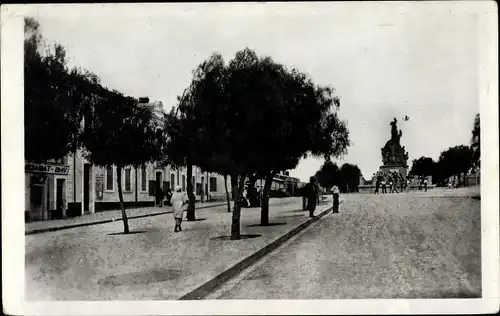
434, 145, 474, 185
316, 160, 340, 189
163, 47, 350, 237
409, 156, 436, 177
339, 163, 362, 193
471, 113, 480, 169
24, 17, 94, 161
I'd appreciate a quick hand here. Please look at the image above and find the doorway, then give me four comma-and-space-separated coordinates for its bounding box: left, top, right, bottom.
84, 163, 91, 214
56, 179, 65, 219
29, 176, 45, 221
155, 172, 162, 205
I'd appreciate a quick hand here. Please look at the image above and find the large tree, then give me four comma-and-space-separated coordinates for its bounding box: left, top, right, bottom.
82, 92, 162, 234
339, 163, 362, 193
162, 86, 199, 221
436, 145, 474, 186
174, 48, 349, 237
409, 156, 436, 178
24, 17, 94, 162
223, 51, 350, 226
316, 160, 341, 192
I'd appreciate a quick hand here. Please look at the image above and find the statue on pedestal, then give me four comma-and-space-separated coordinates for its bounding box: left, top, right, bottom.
381, 118, 408, 166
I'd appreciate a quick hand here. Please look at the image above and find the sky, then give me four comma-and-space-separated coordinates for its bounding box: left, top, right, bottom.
30, 3, 480, 182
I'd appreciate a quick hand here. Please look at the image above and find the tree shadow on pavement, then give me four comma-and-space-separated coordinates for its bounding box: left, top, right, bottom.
246, 222, 287, 227
210, 234, 262, 241
98, 268, 183, 286
186, 218, 207, 222
107, 230, 148, 236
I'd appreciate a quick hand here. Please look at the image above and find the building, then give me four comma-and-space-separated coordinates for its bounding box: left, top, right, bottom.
251, 171, 300, 197
25, 158, 70, 221
24, 97, 230, 222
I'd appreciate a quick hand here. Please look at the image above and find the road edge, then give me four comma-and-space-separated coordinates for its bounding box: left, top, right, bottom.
25, 203, 226, 235
179, 203, 334, 300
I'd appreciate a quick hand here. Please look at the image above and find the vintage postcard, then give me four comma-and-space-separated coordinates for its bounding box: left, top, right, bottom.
1, 2, 498, 315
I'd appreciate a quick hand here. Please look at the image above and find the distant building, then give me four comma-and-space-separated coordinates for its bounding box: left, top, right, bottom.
138, 97, 165, 128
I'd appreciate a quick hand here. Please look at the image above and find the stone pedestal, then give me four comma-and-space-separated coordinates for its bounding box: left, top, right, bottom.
379, 165, 408, 178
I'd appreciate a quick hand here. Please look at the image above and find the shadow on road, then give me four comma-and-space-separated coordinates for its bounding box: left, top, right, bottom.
98, 268, 183, 286
210, 234, 262, 241
246, 222, 287, 227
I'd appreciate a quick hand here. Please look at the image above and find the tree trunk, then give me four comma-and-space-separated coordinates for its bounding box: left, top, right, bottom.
230, 173, 244, 240
200, 177, 204, 203
224, 174, 231, 212
134, 166, 138, 207
260, 174, 273, 226
116, 165, 129, 234
186, 161, 196, 221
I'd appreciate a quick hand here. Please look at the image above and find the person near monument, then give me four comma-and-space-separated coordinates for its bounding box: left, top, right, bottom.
424, 177, 428, 192
381, 177, 387, 194
391, 172, 399, 193
374, 174, 381, 194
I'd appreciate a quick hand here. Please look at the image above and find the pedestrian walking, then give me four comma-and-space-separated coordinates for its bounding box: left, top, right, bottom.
381, 178, 387, 194
171, 186, 188, 232
424, 177, 428, 192
374, 175, 381, 194
391, 172, 399, 193
305, 176, 318, 218
332, 185, 340, 213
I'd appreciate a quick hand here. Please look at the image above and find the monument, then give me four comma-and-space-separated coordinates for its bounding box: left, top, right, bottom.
379, 118, 409, 177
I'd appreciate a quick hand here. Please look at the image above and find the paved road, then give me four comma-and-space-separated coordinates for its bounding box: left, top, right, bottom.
25, 197, 325, 300
211, 190, 481, 299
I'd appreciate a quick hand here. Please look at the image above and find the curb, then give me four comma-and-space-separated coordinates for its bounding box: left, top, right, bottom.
25, 203, 227, 235
179, 203, 334, 300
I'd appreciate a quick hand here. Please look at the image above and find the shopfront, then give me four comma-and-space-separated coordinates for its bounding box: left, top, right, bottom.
25, 161, 69, 222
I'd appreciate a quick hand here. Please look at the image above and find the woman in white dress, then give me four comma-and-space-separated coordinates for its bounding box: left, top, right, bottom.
171, 186, 188, 232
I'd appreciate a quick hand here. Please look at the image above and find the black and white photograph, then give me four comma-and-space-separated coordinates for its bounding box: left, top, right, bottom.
1, 2, 499, 315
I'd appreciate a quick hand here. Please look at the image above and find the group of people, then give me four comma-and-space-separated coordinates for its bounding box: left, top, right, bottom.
374, 171, 408, 194
374, 172, 429, 194
302, 176, 340, 218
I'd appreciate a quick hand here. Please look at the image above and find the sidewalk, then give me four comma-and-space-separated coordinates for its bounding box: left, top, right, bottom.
25, 196, 334, 300
25, 200, 227, 235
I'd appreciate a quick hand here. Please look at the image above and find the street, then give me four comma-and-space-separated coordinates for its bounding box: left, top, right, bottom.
211, 189, 481, 299
25, 188, 481, 300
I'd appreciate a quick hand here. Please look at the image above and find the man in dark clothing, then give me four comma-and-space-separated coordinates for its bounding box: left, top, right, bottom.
374, 175, 381, 194
305, 176, 318, 218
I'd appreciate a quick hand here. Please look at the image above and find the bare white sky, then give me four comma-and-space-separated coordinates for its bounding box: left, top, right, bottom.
30, 2, 480, 182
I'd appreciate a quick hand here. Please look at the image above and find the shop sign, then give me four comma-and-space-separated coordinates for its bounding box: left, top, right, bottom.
25, 163, 70, 175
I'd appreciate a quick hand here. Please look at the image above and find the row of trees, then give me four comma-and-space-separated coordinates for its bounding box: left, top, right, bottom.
314, 160, 362, 193
163, 49, 351, 238
409, 114, 480, 186
25, 18, 162, 233
25, 18, 351, 238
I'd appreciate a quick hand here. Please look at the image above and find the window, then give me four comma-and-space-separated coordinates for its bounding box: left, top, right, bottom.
106, 166, 114, 191
210, 177, 217, 192
182, 175, 186, 192
170, 174, 175, 188
125, 168, 131, 191
141, 166, 147, 192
